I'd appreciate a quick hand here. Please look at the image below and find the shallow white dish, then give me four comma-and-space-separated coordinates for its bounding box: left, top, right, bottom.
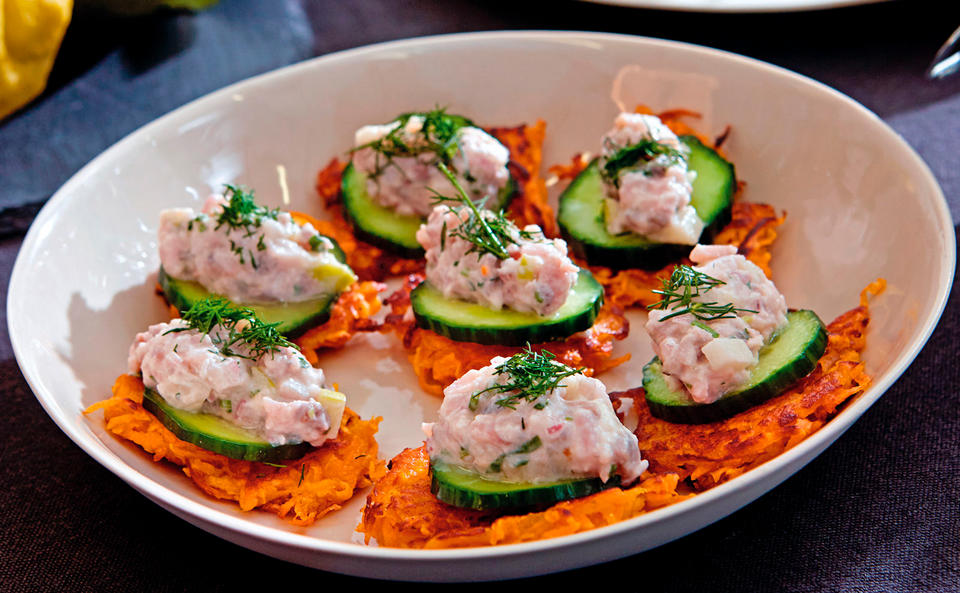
581, 0, 888, 12
8, 31, 953, 581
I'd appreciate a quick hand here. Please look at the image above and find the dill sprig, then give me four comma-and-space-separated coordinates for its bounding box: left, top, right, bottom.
469, 347, 584, 411
649, 264, 757, 322
165, 297, 298, 361
432, 162, 532, 260
353, 108, 471, 177
189, 185, 279, 268
600, 138, 685, 187
214, 185, 279, 232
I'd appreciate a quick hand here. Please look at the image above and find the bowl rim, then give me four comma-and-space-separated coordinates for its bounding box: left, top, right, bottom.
9, 29, 955, 562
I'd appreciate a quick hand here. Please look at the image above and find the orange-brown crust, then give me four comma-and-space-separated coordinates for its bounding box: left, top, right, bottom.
591, 202, 785, 309
358, 281, 883, 548
616, 279, 885, 490
312, 121, 552, 280
357, 445, 689, 549
381, 274, 630, 397
86, 375, 385, 525
490, 121, 557, 237
548, 152, 592, 183
638, 106, 715, 150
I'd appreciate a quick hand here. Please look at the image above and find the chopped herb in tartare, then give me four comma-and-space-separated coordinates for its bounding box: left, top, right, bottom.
202, 184, 281, 267
165, 297, 297, 360
649, 263, 758, 322
431, 162, 535, 260
600, 138, 686, 188
353, 108, 469, 171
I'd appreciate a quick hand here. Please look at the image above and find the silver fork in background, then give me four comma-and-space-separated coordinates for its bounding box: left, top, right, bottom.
927, 24, 960, 79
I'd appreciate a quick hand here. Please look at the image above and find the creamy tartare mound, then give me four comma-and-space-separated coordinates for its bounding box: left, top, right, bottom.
158, 191, 356, 305
646, 244, 788, 404
416, 205, 579, 317
352, 113, 511, 218
600, 112, 703, 244
423, 354, 647, 485
129, 318, 344, 447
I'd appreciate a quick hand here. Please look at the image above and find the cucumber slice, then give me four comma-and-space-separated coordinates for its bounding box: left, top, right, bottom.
431, 460, 619, 511
558, 135, 735, 271
685, 135, 735, 232
141, 387, 345, 462
643, 310, 828, 424
158, 236, 352, 338
410, 269, 603, 346
340, 162, 518, 258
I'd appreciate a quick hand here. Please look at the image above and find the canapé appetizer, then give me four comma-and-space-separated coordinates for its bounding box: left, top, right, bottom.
558, 112, 735, 271
425, 349, 646, 510
409, 166, 603, 346
642, 244, 826, 424
312, 109, 553, 281
158, 185, 357, 337
343, 110, 517, 257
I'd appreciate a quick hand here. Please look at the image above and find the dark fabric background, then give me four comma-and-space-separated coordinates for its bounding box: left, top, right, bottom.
1, 1, 958, 590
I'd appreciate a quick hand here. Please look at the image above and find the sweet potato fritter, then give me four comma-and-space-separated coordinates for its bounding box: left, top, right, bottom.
294, 279, 385, 366
489, 121, 556, 237
86, 375, 385, 525
381, 274, 630, 397
311, 121, 552, 281
614, 279, 885, 490
358, 445, 688, 549
359, 281, 883, 548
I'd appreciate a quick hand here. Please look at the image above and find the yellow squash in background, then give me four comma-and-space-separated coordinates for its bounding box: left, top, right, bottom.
0, 0, 72, 120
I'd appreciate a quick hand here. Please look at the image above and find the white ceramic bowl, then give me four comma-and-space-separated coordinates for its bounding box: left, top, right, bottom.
8, 32, 953, 581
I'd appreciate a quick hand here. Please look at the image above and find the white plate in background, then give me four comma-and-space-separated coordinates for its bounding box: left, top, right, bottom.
581, 0, 889, 13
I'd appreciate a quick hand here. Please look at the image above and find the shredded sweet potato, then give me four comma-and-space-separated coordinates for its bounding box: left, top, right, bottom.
490, 121, 557, 236
637, 106, 714, 149
381, 274, 630, 397
591, 202, 785, 309
359, 280, 884, 548
711, 201, 783, 277
615, 279, 885, 490
293, 280, 385, 366
86, 375, 385, 525
312, 121, 552, 280
358, 445, 689, 549
548, 152, 591, 183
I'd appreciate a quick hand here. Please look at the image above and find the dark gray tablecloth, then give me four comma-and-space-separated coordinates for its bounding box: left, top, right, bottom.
1, 1, 958, 590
